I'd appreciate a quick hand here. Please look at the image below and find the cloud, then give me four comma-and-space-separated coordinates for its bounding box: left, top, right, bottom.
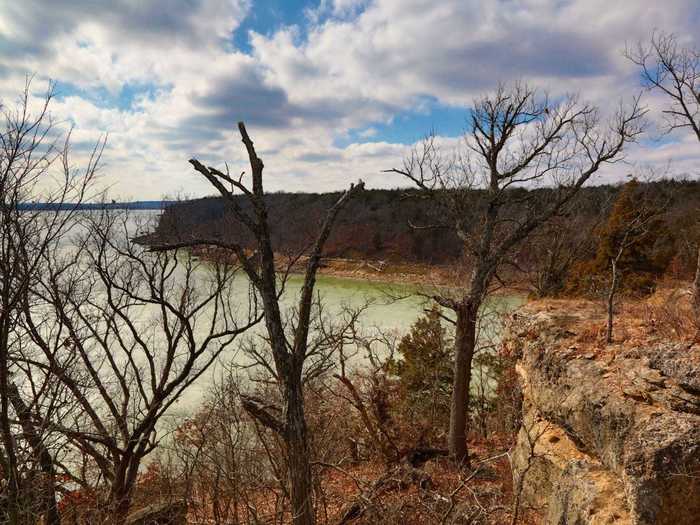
254, 0, 699, 109
0, 0, 698, 199
357, 127, 378, 138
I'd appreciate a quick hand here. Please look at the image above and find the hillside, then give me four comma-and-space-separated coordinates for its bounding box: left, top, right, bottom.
150, 180, 700, 275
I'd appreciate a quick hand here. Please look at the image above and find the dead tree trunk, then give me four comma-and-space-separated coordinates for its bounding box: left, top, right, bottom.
606, 257, 620, 344
286, 379, 315, 525
158, 122, 364, 525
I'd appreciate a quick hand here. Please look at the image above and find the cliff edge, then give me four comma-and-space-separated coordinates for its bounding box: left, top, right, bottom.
505, 300, 700, 524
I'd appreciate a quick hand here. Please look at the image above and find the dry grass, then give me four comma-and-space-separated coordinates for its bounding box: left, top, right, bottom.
636, 287, 698, 342
523, 286, 698, 353
313, 439, 519, 525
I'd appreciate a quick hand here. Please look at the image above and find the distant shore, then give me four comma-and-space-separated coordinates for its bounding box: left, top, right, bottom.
139, 233, 535, 293
180, 244, 529, 295
135, 239, 448, 286
287, 256, 455, 286
19, 201, 171, 211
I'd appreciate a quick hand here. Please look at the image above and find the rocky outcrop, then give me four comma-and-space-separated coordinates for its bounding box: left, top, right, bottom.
507, 304, 700, 525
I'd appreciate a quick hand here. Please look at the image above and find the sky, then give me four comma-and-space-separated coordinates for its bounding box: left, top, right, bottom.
1, 0, 699, 199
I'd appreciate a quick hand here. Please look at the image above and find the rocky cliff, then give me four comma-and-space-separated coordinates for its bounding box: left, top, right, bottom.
506, 302, 700, 524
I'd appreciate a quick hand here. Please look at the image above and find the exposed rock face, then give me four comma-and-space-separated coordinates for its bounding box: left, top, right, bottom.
507, 305, 700, 525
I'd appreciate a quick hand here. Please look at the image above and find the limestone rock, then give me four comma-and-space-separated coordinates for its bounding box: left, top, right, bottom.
508, 307, 700, 525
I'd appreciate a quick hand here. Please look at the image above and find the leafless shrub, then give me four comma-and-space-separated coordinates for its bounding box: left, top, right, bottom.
0, 78, 102, 525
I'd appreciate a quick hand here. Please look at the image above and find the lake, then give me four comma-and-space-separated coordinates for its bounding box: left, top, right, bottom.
49, 210, 524, 416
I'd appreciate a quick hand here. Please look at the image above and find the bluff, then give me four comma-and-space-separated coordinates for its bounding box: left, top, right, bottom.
505, 301, 700, 524
149, 180, 700, 270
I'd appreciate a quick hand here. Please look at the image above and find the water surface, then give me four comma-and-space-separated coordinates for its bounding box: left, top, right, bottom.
49, 210, 525, 416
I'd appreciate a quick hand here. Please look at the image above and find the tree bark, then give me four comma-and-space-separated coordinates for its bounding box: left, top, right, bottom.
448, 302, 478, 466
108, 453, 142, 525
286, 378, 315, 525
0, 318, 21, 524
108, 482, 133, 525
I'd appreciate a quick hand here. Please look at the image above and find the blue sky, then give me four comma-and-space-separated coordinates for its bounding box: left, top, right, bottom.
232, 0, 316, 53
53, 80, 163, 112
1, 0, 698, 198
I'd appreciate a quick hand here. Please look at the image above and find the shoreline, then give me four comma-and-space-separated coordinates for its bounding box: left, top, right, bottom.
140, 238, 530, 295
294, 257, 456, 286
164, 241, 456, 286
278, 257, 532, 297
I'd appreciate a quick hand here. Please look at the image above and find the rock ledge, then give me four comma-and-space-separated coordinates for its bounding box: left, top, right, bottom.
506, 304, 700, 525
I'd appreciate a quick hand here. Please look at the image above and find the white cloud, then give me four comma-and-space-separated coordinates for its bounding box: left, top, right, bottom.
357, 127, 378, 138
1, 0, 698, 199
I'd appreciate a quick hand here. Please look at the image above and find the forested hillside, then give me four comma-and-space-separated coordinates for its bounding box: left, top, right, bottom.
153, 180, 700, 276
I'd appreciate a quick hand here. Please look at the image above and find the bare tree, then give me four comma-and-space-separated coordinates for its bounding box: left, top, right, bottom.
606, 239, 628, 344
627, 32, 700, 315
604, 213, 651, 344
23, 208, 261, 524
600, 180, 668, 343
152, 122, 364, 525
0, 78, 102, 524
387, 82, 645, 464
627, 32, 700, 142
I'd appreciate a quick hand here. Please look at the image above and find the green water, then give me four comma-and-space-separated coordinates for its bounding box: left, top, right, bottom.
171, 270, 525, 413
280, 273, 524, 336
281, 273, 426, 332
57, 211, 525, 417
